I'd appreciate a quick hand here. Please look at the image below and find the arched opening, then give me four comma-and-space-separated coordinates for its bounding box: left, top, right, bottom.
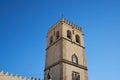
56, 31, 59, 40
75, 35, 80, 43
72, 54, 78, 64
49, 36, 53, 45
67, 30, 71, 39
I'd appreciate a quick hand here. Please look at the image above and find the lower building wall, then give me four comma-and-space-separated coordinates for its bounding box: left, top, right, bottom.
44, 64, 61, 80
63, 63, 88, 80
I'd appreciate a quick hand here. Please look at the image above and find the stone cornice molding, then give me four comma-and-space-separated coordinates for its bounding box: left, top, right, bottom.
46, 37, 85, 50
44, 59, 88, 71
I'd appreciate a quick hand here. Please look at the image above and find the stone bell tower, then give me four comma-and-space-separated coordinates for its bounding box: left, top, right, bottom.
44, 17, 88, 80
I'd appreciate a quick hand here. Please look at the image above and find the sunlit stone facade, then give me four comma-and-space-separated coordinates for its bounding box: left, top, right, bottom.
44, 18, 88, 80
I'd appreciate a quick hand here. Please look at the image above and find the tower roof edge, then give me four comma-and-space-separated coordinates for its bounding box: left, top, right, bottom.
48, 17, 83, 33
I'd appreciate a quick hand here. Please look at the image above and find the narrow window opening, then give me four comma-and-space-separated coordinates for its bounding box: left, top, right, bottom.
67, 30, 71, 39
49, 36, 53, 45
76, 35, 80, 43
56, 31, 59, 40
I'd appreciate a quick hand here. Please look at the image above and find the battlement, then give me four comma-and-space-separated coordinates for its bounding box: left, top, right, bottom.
48, 17, 82, 33
60, 17, 82, 31
0, 71, 40, 80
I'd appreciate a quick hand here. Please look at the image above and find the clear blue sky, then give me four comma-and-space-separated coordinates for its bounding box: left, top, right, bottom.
0, 0, 120, 80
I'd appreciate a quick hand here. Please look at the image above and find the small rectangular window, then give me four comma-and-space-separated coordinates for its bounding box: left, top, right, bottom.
72, 71, 80, 80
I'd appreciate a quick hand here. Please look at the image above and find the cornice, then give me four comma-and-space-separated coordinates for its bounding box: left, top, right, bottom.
44, 59, 88, 71
46, 37, 85, 50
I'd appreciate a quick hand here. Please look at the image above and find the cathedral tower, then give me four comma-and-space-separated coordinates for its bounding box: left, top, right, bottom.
44, 18, 88, 80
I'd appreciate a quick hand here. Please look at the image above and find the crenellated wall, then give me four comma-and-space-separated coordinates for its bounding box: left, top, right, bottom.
0, 71, 40, 80
48, 17, 82, 33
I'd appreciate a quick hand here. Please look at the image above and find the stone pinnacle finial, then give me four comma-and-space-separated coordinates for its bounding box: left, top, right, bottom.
61, 14, 65, 21
61, 17, 64, 21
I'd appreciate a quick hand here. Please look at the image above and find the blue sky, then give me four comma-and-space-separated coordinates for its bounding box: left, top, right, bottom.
0, 0, 120, 80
